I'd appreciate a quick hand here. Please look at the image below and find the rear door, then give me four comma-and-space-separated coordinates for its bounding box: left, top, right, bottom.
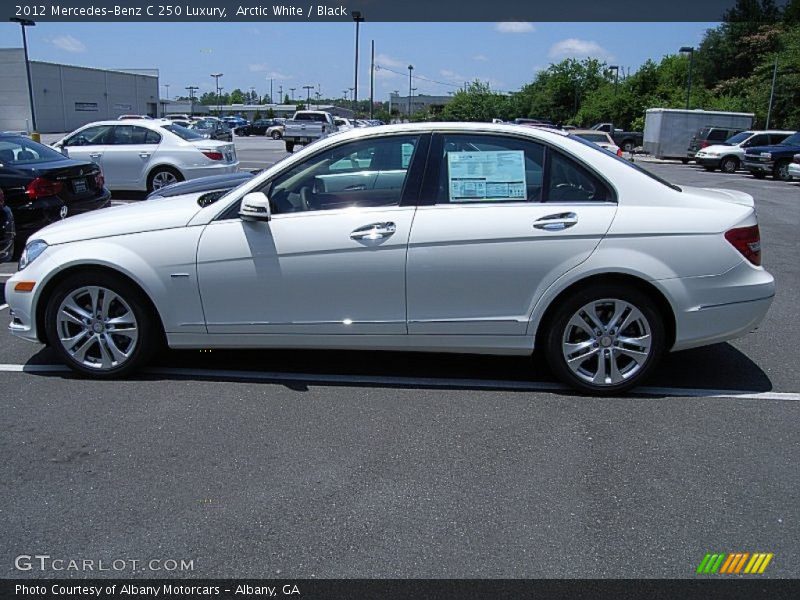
406, 133, 618, 336
101, 125, 161, 189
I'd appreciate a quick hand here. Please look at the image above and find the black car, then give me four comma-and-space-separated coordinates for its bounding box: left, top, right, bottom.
742, 131, 800, 181
0, 134, 111, 247
190, 120, 233, 142
235, 119, 280, 137
146, 171, 255, 201
0, 187, 15, 262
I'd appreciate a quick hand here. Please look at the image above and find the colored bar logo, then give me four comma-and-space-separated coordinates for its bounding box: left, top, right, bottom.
696, 552, 773, 574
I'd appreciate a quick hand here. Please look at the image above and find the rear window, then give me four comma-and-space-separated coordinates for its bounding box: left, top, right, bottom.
162, 124, 206, 141
708, 129, 731, 141
779, 133, 800, 146
0, 136, 68, 165
294, 113, 327, 122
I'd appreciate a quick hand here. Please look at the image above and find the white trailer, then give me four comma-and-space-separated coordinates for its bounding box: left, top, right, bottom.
643, 108, 754, 160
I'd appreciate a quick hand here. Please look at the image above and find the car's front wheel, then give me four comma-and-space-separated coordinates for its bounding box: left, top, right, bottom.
44, 272, 160, 378
720, 156, 739, 173
271, 130, 281, 140
774, 159, 791, 181
544, 285, 665, 395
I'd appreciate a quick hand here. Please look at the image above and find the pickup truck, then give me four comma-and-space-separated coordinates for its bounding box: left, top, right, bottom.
591, 123, 643, 152
282, 111, 338, 152
742, 131, 800, 181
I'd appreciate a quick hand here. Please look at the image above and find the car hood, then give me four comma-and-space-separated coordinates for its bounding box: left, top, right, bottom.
698, 144, 737, 154
681, 186, 754, 208
34, 193, 205, 246
744, 143, 800, 155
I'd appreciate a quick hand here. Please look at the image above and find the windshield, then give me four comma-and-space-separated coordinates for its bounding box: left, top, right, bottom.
0, 136, 68, 165
568, 134, 681, 192
724, 131, 752, 145
162, 124, 206, 141
779, 133, 800, 146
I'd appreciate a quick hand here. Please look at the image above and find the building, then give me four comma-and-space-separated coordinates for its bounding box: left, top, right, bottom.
389, 92, 454, 116
0, 48, 159, 133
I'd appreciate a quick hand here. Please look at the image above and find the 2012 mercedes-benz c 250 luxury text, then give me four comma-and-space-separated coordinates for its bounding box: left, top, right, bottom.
5, 123, 775, 394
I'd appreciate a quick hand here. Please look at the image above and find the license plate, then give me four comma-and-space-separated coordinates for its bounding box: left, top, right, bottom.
72, 178, 87, 193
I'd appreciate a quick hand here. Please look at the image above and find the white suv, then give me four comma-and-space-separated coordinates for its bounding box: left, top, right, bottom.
52, 119, 239, 192
695, 130, 794, 173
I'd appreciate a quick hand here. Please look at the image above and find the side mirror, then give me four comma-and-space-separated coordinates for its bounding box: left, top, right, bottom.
239, 192, 272, 222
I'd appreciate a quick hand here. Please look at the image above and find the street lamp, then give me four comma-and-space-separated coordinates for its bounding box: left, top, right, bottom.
210, 73, 223, 115
290, 87, 296, 101
407, 65, 414, 118
352, 11, 365, 115
608, 65, 619, 96
679, 47, 694, 110
303, 85, 314, 110
185, 86, 199, 116
10, 17, 37, 134
162, 83, 170, 100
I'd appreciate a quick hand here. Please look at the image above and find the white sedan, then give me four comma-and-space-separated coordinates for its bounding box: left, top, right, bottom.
52, 119, 239, 193
6, 123, 774, 394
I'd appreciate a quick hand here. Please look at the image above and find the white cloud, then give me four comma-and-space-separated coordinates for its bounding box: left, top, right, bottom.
248, 64, 291, 79
472, 54, 488, 62
374, 54, 409, 79
49, 35, 86, 53
494, 22, 535, 34
548, 38, 614, 61
440, 69, 465, 82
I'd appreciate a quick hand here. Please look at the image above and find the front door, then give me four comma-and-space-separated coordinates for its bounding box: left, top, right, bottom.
196, 133, 426, 335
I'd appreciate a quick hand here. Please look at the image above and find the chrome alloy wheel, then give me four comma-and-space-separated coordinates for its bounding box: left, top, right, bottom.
561, 298, 652, 386
56, 286, 139, 370
151, 170, 178, 190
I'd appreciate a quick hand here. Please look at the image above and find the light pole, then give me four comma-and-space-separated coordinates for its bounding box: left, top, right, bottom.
278, 85, 283, 103
679, 47, 694, 110
185, 86, 199, 116
269, 78, 273, 104
210, 73, 223, 115
290, 87, 296, 101
10, 17, 37, 135
369, 40, 375, 120
352, 11, 365, 114
608, 65, 619, 96
407, 65, 414, 118
343, 89, 349, 103
303, 85, 314, 110
162, 83, 170, 99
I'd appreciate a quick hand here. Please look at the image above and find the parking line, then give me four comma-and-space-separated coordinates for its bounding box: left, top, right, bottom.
0, 363, 797, 401
0, 273, 12, 278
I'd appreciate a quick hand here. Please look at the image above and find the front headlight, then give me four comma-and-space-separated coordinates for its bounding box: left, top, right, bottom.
761, 152, 772, 159
18, 239, 48, 270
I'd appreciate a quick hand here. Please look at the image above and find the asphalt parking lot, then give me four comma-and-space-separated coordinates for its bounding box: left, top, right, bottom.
1, 137, 798, 579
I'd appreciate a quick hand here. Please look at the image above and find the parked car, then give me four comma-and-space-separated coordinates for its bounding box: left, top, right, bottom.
334, 117, 355, 131
570, 129, 622, 156
694, 130, 794, 173
686, 126, 746, 163
7, 123, 774, 395
51, 120, 239, 193
0, 133, 110, 247
742, 132, 800, 181
0, 187, 15, 262
283, 110, 338, 152
591, 123, 643, 152
146, 171, 255, 200
788, 154, 800, 181
223, 117, 248, 131
235, 119, 280, 137
266, 123, 285, 140
118, 114, 153, 120
190, 119, 233, 142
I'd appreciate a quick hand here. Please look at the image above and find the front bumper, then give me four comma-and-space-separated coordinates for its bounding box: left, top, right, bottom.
743, 159, 774, 174
695, 156, 722, 168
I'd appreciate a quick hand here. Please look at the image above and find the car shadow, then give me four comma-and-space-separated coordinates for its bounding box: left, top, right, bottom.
23, 341, 774, 395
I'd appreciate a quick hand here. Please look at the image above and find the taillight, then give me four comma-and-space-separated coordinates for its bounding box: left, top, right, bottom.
94, 171, 105, 188
725, 225, 761, 266
25, 177, 64, 200
616, 148, 623, 157
202, 151, 223, 161
700, 140, 710, 148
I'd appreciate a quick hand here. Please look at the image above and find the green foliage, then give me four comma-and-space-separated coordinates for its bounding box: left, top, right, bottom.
441, 81, 511, 121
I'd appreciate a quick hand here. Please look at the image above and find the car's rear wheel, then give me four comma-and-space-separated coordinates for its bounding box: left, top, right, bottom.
271, 130, 281, 140
774, 159, 791, 181
622, 140, 635, 152
44, 273, 160, 378
544, 285, 665, 395
147, 167, 183, 192
720, 156, 739, 173
285, 141, 294, 152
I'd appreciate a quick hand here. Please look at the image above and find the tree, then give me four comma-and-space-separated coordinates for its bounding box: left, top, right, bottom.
229, 88, 246, 104
441, 81, 511, 122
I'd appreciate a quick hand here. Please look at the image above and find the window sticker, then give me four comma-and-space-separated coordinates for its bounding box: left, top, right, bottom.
447, 150, 526, 202
401, 143, 415, 168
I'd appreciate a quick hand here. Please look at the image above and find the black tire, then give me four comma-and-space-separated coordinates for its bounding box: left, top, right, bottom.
622, 140, 635, 153
720, 156, 739, 174
543, 284, 666, 395
680, 158, 690, 164
271, 130, 281, 140
703, 165, 716, 172
44, 272, 161, 378
774, 159, 791, 181
751, 171, 766, 179
147, 166, 183, 193
285, 141, 294, 153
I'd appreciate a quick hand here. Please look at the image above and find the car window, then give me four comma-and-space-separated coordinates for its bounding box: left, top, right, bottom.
708, 129, 729, 141
263, 135, 420, 214
66, 125, 114, 146
575, 133, 610, 143
111, 125, 158, 145
725, 131, 752, 145
769, 133, 791, 145
779, 133, 800, 146
747, 134, 770, 146
162, 124, 206, 141
547, 150, 611, 202
0, 136, 68, 165
294, 113, 327, 122
434, 134, 544, 204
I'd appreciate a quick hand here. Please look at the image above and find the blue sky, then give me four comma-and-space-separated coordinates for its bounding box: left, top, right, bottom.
0, 21, 718, 101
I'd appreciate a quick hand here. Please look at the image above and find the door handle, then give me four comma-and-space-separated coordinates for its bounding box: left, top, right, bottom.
350, 222, 397, 240
344, 184, 367, 191
139, 153, 151, 158
89, 153, 102, 159
533, 212, 578, 231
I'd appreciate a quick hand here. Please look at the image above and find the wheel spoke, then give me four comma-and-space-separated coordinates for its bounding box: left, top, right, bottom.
59, 310, 85, 327
564, 340, 595, 356
96, 336, 113, 369
609, 352, 624, 383
100, 289, 118, 321
617, 347, 649, 365
62, 330, 89, 352
87, 287, 101, 316
592, 353, 609, 384
567, 315, 595, 338
72, 335, 97, 362
617, 334, 651, 352
63, 298, 92, 320
103, 334, 130, 362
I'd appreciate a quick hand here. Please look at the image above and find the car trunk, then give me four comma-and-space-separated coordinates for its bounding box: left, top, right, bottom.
190, 141, 237, 164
